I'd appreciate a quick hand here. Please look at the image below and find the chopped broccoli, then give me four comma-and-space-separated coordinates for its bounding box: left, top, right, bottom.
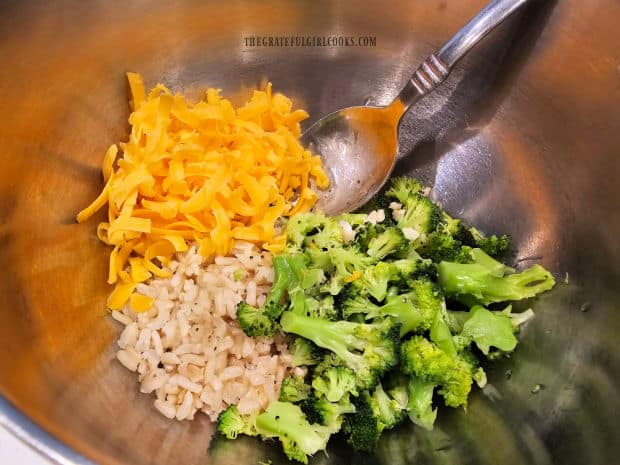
328, 245, 377, 279
302, 394, 356, 433
406, 377, 437, 430
290, 337, 322, 367
384, 178, 441, 235
419, 223, 474, 264
441, 211, 463, 236
312, 365, 359, 402
354, 222, 387, 251
311, 295, 339, 320
304, 247, 334, 271
460, 305, 519, 355
467, 227, 511, 257
290, 293, 339, 320
384, 177, 425, 202
236, 254, 308, 337
401, 336, 473, 408
365, 381, 408, 432
304, 219, 344, 250
342, 280, 442, 337
429, 303, 457, 357
349, 261, 401, 301
437, 252, 556, 306
280, 311, 400, 390
232, 268, 247, 281
319, 274, 346, 295
217, 405, 258, 439
236, 302, 278, 337
279, 375, 312, 403
469, 247, 515, 276
505, 306, 536, 328
255, 401, 332, 464
366, 227, 408, 260
473, 367, 487, 388
342, 394, 382, 452
391, 257, 436, 284
285, 212, 328, 252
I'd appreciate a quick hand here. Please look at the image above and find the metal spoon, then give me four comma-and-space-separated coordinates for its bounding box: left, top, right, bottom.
302, 0, 529, 215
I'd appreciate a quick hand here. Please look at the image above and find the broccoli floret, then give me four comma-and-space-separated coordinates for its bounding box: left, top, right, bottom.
384, 177, 425, 202
397, 194, 442, 235
236, 254, 308, 337
290, 338, 322, 367
306, 244, 376, 282
236, 302, 278, 337
401, 336, 473, 408
328, 245, 377, 278
384, 178, 441, 235
342, 394, 382, 452
467, 227, 510, 257
304, 219, 344, 250
342, 280, 442, 337
354, 222, 387, 251
419, 224, 474, 264
285, 212, 328, 252
280, 311, 400, 390
441, 211, 463, 236
290, 293, 339, 320
365, 381, 408, 432
460, 305, 519, 355
319, 274, 346, 295
341, 378, 408, 452
310, 295, 339, 320
302, 394, 356, 433
255, 401, 332, 464
264, 254, 306, 316
349, 261, 401, 301
216, 405, 258, 439
303, 247, 332, 272
437, 252, 556, 306
366, 227, 407, 260
280, 375, 312, 403
406, 377, 437, 430
312, 365, 359, 402
391, 258, 436, 284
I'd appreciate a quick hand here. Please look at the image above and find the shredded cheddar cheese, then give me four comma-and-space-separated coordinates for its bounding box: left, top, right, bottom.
78, 73, 328, 310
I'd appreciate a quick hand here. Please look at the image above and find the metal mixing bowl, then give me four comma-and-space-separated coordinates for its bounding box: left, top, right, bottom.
1, 1, 619, 464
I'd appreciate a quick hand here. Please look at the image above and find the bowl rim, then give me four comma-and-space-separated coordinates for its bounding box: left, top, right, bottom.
0, 395, 95, 465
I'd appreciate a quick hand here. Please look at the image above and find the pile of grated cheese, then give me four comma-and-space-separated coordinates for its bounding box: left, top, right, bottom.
77, 73, 328, 313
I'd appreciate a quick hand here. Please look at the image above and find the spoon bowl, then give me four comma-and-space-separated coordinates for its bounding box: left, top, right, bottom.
302, 102, 404, 215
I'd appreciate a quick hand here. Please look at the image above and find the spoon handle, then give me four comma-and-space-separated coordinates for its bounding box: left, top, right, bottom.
394, 0, 529, 111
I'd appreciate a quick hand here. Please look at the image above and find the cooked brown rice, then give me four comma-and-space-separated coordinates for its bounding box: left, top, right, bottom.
111, 241, 303, 421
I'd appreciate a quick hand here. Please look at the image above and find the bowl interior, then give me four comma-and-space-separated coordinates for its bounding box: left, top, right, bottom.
0, 1, 619, 464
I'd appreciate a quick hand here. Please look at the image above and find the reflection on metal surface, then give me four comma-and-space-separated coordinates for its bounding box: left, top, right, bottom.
0, 1, 619, 465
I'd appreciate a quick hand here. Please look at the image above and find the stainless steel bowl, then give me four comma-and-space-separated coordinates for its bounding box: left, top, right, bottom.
1, 1, 619, 464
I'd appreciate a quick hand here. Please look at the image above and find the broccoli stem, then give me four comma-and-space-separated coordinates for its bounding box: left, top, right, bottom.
437, 262, 555, 306
281, 312, 365, 363
407, 377, 437, 430
256, 401, 331, 463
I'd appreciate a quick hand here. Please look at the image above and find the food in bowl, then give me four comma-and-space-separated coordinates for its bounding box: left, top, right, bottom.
77, 74, 556, 463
